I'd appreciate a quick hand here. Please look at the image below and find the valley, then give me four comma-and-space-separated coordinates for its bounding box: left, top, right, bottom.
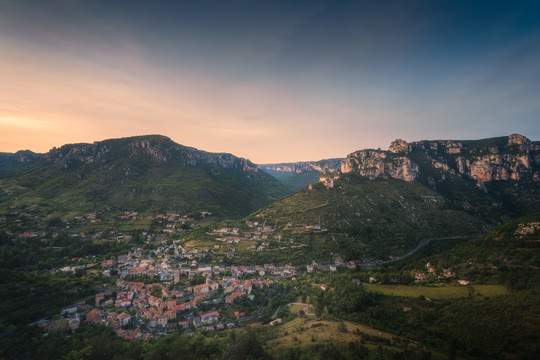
1, 134, 539, 359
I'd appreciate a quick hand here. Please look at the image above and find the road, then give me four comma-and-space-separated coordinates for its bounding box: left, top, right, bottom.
355, 235, 478, 267
382, 235, 477, 264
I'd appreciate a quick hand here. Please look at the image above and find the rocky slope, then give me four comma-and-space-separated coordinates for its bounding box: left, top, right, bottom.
43, 136, 259, 172
259, 158, 343, 175
0, 135, 288, 218
322, 134, 539, 186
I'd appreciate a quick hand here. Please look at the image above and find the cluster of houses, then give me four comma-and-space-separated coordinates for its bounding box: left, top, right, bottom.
46, 237, 297, 340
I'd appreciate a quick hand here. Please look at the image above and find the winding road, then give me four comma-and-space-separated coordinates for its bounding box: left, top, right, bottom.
356, 235, 478, 267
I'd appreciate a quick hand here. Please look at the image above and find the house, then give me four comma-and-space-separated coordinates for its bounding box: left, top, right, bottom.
242, 281, 253, 294
226, 291, 244, 304
95, 293, 105, 307
86, 309, 102, 324
148, 296, 161, 307
132, 298, 147, 308
178, 321, 190, 329
157, 316, 168, 326
166, 300, 177, 310
148, 317, 158, 328
194, 291, 207, 302
101, 259, 114, 268
234, 311, 245, 319
76, 301, 89, 311
164, 310, 176, 320
61, 305, 77, 315
201, 311, 219, 324
117, 313, 131, 327
194, 284, 210, 294
198, 264, 212, 272
116, 298, 131, 307
206, 279, 219, 291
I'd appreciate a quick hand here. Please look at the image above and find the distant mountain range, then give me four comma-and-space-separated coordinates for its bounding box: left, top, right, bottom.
0, 135, 289, 218
1, 133, 538, 248
258, 158, 343, 191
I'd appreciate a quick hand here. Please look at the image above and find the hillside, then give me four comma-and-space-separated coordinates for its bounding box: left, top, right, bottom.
249, 174, 487, 262
0, 135, 289, 219
248, 134, 540, 262
391, 212, 540, 289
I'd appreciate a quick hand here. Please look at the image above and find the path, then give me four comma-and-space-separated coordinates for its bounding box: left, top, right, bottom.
287, 302, 315, 316
382, 235, 477, 264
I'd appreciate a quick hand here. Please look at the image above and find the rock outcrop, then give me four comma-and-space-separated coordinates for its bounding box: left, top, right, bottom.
259, 158, 343, 175
43, 135, 259, 172
320, 134, 540, 188
388, 139, 411, 154
340, 150, 419, 181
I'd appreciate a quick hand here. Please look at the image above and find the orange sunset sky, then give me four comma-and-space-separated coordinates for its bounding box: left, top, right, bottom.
1, 1, 539, 163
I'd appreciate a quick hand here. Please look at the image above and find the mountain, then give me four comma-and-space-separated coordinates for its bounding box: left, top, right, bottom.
0, 135, 289, 218
321, 134, 540, 218
249, 134, 540, 262
258, 158, 343, 191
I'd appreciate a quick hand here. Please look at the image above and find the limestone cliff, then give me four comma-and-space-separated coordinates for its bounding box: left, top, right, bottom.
320, 134, 540, 189
340, 150, 419, 181
43, 135, 259, 172
258, 158, 343, 175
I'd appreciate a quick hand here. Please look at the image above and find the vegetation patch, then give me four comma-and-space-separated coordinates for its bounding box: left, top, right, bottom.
364, 283, 471, 299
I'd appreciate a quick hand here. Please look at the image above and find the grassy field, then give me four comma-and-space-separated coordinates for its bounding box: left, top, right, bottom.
472, 284, 509, 296
364, 284, 509, 299
287, 303, 315, 315
266, 317, 398, 350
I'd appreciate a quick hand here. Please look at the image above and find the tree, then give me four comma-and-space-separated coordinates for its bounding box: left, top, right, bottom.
225, 328, 270, 360
323, 306, 329, 319
338, 321, 347, 333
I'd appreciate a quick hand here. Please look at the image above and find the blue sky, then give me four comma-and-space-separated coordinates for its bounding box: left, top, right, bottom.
1, 0, 539, 162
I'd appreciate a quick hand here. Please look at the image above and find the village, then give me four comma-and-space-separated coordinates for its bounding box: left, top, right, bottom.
3, 207, 450, 343
34, 218, 299, 341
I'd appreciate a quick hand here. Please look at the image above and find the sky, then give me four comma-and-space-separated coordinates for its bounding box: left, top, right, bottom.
1, 0, 539, 163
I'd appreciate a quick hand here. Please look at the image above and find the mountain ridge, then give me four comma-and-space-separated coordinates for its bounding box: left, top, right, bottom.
0, 135, 289, 218
246, 134, 540, 263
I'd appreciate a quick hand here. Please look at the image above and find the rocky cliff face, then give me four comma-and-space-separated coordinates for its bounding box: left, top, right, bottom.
40, 136, 259, 172
320, 134, 540, 188
259, 158, 343, 174
340, 150, 419, 181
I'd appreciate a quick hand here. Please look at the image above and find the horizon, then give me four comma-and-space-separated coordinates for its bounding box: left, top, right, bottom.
1, 0, 540, 163
3, 131, 538, 165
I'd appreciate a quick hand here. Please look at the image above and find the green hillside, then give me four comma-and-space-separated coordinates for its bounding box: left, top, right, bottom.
247, 173, 489, 262
0, 135, 289, 219
386, 212, 540, 289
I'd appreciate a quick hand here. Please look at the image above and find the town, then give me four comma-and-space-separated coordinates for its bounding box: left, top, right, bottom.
1, 208, 305, 340
2, 206, 468, 344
